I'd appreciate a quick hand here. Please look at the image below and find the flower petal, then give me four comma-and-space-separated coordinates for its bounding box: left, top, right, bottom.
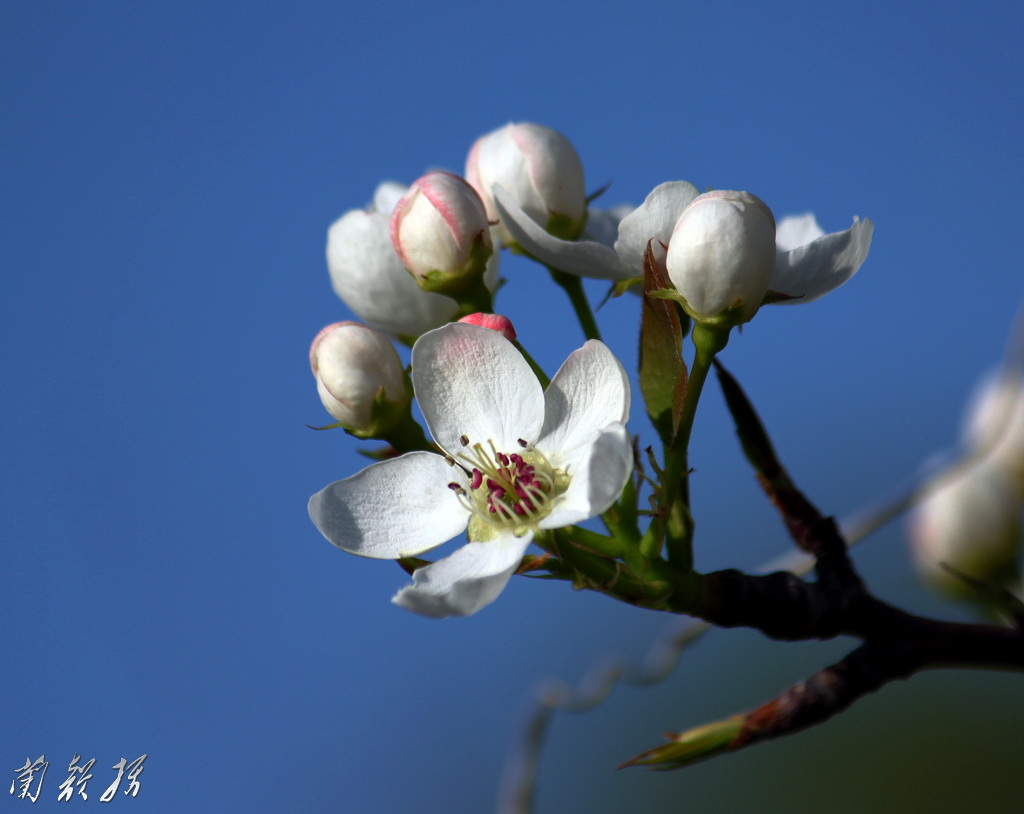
614, 181, 701, 272
391, 531, 533, 618
372, 181, 409, 215
326, 209, 461, 337
775, 212, 825, 252
308, 452, 469, 558
413, 322, 544, 455
538, 340, 630, 466
493, 186, 630, 280
768, 217, 874, 304
541, 423, 633, 528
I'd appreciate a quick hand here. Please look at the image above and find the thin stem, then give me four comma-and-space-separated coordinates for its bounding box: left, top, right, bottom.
547, 266, 602, 341
661, 323, 730, 568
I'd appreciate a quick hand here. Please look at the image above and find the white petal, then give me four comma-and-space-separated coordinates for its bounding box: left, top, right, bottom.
541, 423, 633, 528
391, 532, 533, 618
768, 218, 874, 304
493, 186, 630, 280
308, 452, 469, 558
412, 323, 544, 454
538, 340, 630, 466
775, 212, 825, 252
326, 209, 461, 337
613, 181, 701, 272
372, 181, 409, 215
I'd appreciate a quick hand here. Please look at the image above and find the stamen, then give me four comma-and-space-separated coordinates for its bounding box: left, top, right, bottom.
452, 435, 567, 533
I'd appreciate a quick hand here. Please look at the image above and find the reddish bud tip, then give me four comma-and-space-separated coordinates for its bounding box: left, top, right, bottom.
458, 313, 517, 342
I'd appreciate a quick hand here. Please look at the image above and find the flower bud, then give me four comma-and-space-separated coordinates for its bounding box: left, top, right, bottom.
310, 322, 410, 435
327, 182, 470, 338
963, 373, 1024, 498
466, 122, 587, 241
664, 190, 776, 327
389, 171, 493, 295
907, 464, 1022, 595
457, 313, 517, 342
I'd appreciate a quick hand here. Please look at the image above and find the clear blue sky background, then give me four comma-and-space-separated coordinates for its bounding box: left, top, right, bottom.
4, 2, 1023, 812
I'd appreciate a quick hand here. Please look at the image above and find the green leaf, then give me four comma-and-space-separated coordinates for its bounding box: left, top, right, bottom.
639, 241, 688, 446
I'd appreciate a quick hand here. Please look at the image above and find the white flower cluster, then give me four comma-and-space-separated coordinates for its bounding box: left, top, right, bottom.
308, 121, 877, 617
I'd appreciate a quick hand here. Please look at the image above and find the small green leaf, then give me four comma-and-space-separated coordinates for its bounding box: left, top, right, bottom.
639, 241, 687, 447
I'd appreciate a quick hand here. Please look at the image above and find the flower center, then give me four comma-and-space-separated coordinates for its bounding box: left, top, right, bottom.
447, 436, 566, 535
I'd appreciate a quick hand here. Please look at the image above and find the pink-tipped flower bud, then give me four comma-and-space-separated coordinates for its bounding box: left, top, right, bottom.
389, 171, 493, 294
664, 190, 777, 327
457, 313, 517, 342
466, 122, 587, 242
907, 464, 1022, 595
310, 322, 410, 434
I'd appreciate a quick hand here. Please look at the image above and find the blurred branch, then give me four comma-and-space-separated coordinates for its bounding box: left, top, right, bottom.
498, 316, 1024, 809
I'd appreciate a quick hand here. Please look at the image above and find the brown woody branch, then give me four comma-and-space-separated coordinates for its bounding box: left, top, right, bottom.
617, 362, 1024, 769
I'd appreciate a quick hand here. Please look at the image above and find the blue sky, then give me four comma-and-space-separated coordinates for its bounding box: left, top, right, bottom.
3, 2, 1023, 812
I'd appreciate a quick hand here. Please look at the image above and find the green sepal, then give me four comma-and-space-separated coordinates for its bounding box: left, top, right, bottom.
342, 385, 413, 441
516, 554, 575, 581
585, 181, 612, 205
396, 556, 432, 576
649, 288, 749, 331
611, 275, 643, 298
306, 420, 346, 431
546, 210, 586, 242
410, 233, 494, 313
761, 289, 804, 305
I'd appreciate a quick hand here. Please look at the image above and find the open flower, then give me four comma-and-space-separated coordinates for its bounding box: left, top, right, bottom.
493, 181, 873, 306
326, 181, 499, 339
308, 322, 633, 618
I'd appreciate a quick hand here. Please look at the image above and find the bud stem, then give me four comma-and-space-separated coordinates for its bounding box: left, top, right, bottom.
547, 266, 602, 342
662, 324, 731, 570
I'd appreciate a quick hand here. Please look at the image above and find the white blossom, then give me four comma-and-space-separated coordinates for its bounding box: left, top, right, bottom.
494, 181, 873, 307
308, 322, 633, 618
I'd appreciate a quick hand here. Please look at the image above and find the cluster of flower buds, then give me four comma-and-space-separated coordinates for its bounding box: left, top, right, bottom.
324, 121, 589, 342
907, 371, 1024, 595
